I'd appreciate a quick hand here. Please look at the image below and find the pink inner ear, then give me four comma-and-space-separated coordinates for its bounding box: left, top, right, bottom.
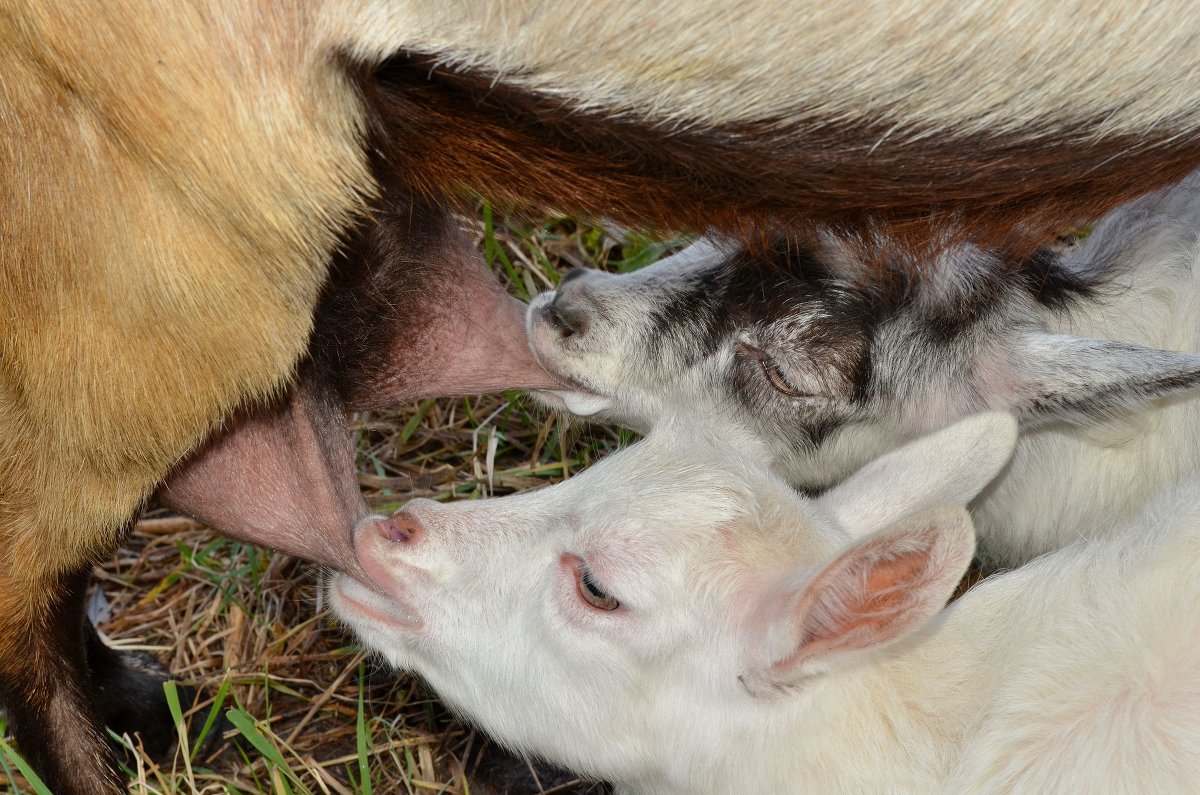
866, 548, 929, 599
755, 509, 973, 689
849, 549, 930, 633
775, 529, 945, 672
810, 550, 927, 646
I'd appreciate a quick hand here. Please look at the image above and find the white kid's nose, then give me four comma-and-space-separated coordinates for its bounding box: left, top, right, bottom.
380, 498, 445, 545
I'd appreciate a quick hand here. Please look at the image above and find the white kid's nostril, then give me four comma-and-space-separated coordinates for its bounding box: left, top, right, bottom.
380, 511, 423, 544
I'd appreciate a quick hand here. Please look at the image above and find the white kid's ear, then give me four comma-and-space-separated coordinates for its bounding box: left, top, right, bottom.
743, 507, 974, 695
995, 332, 1200, 427
817, 412, 1016, 537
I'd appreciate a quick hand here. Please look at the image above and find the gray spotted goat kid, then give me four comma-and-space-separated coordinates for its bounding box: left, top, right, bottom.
332, 413, 1200, 794
527, 173, 1200, 565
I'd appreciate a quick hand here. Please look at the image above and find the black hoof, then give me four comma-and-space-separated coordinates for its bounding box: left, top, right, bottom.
89, 646, 186, 760
91, 646, 238, 765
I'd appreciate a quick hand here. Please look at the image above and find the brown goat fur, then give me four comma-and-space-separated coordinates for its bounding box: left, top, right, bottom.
0, 4, 372, 787
0, 2, 370, 570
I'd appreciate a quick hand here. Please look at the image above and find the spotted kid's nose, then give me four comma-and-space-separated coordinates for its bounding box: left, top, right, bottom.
540, 292, 590, 338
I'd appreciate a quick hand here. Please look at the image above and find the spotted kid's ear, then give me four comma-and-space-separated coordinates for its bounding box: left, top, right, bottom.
993, 332, 1200, 428
742, 506, 974, 695
817, 412, 1017, 538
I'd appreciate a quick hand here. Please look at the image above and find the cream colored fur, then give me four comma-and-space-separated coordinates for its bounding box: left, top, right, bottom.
331, 0, 1200, 137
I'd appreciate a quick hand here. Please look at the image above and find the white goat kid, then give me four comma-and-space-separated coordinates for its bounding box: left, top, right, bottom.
332, 412, 1200, 794
528, 174, 1200, 565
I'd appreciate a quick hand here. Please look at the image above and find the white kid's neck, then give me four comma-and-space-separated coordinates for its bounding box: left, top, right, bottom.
629, 582, 1032, 795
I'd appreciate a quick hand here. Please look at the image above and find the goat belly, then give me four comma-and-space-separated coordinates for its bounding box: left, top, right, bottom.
359, 53, 1200, 258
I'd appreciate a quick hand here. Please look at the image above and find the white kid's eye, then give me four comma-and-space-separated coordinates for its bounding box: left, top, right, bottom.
574, 559, 620, 611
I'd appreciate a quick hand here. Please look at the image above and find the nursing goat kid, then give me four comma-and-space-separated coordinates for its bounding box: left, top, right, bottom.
10, 1, 1200, 790
333, 412, 1200, 794
528, 172, 1200, 565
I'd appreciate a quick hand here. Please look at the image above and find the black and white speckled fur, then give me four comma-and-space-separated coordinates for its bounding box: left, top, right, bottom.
528, 172, 1200, 564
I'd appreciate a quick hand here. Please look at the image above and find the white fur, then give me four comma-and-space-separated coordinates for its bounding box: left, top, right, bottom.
975, 179, 1200, 561
334, 412, 1200, 793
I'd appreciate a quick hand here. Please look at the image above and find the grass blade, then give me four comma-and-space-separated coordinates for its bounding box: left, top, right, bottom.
226, 708, 290, 769
0, 740, 54, 795
191, 674, 233, 761
163, 680, 196, 785
356, 664, 373, 795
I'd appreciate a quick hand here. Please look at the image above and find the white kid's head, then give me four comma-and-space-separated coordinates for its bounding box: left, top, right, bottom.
333, 413, 1017, 791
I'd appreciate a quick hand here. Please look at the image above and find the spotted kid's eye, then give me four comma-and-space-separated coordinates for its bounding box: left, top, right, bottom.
737, 342, 810, 399
575, 560, 620, 611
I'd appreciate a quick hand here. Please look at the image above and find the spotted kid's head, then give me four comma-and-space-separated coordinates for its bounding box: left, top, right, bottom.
527, 231, 1200, 490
